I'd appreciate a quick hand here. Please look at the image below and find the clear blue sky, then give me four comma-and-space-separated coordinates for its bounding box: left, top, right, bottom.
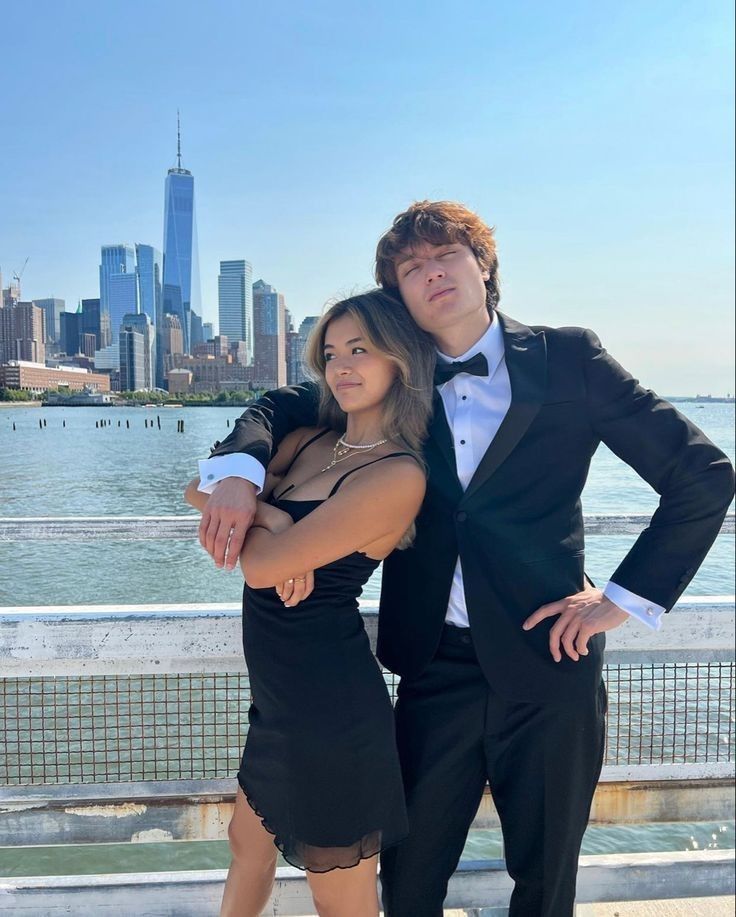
1, 0, 733, 394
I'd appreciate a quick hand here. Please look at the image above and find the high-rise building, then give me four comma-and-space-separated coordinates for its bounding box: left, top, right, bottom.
135, 244, 162, 331
218, 260, 253, 358
81, 298, 103, 349
296, 315, 320, 379
80, 333, 97, 358
109, 272, 138, 338
202, 322, 214, 340
119, 327, 145, 392
60, 309, 83, 356
162, 114, 200, 354
285, 308, 301, 385
162, 313, 184, 375
229, 340, 248, 366
32, 298, 65, 344
0, 304, 12, 363
119, 313, 154, 390
190, 310, 204, 349
2, 281, 20, 309
99, 244, 136, 344
0, 302, 46, 364
252, 279, 287, 389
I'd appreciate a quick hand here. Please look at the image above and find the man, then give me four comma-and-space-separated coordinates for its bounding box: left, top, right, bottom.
196, 201, 734, 916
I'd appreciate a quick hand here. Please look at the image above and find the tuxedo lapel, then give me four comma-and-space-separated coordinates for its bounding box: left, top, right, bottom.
462, 313, 547, 503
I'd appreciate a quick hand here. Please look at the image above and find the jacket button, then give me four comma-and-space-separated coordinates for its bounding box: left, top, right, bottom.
456, 511, 467, 523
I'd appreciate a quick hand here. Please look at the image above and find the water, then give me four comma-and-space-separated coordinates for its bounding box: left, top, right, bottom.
0, 401, 734, 606
0, 401, 734, 876
1, 821, 732, 877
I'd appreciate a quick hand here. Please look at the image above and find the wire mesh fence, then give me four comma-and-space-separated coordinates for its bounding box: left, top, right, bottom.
1, 663, 733, 786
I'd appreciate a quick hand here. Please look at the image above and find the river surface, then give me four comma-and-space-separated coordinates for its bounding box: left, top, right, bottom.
0, 401, 733, 606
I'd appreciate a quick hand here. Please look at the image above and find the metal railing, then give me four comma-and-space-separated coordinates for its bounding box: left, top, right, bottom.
1, 513, 734, 915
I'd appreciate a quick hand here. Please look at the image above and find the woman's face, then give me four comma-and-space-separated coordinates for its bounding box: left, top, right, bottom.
322, 313, 398, 415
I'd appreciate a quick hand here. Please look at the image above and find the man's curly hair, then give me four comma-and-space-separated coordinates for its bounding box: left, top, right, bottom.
375, 200, 500, 311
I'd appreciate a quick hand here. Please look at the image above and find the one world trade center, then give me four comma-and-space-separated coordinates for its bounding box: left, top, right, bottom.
162, 113, 200, 356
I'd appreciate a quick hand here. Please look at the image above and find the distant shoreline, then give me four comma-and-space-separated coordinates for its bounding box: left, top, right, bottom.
1, 396, 734, 408
667, 397, 735, 404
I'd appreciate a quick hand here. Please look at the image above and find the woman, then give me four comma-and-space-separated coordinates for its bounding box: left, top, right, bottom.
185, 290, 435, 917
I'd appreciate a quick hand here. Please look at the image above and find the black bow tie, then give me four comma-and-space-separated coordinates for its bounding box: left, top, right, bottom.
433, 352, 489, 386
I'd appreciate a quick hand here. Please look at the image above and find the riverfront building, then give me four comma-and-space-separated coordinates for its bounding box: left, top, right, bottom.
0, 301, 46, 365
252, 279, 287, 389
218, 260, 253, 359
120, 313, 155, 390
0, 360, 110, 393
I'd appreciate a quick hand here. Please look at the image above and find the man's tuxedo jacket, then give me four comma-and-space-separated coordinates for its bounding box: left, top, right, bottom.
209, 313, 734, 703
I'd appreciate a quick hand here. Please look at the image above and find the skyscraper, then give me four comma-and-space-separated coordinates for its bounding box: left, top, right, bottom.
285, 308, 301, 385
81, 299, 103, 349
161, 313, 184, 376
100, 244, 136, 344
218, 260, 253, 358
252, 279, 287, 388
119, 327, 146, 392
60, 309, 83, 356
135, 244, 162, 331
32, 298, 65, 345
0, 302, 46, 364
120, 313, 155, 390
296, 315, 320, 379
162, 113, 200, 354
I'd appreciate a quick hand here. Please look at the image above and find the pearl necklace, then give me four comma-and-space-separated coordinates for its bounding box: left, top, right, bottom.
321, 435, 389, 473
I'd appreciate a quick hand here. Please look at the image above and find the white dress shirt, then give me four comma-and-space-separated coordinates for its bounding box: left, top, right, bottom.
198, 315, 665, 630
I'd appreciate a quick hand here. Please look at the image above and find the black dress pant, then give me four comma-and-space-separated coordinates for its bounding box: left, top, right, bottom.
380, 624, 606, 917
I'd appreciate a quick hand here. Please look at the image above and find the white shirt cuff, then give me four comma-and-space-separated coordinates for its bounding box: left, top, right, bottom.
197, 454, 266, 495
604, 581, 666, 631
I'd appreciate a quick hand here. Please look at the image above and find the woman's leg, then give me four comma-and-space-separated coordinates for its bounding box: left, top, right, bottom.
220, 786, 278, 917
306, 854, 379, 917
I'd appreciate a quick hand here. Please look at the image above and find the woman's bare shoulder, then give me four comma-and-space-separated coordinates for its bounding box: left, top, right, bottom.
342, 452, 426, 497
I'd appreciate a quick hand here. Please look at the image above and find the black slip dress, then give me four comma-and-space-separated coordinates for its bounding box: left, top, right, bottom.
237, 431, 413, 872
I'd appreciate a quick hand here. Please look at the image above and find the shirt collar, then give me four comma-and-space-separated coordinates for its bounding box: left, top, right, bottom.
435, 314, 505, 380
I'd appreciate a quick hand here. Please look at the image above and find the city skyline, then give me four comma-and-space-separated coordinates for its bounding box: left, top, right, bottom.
1, 0, 733, 395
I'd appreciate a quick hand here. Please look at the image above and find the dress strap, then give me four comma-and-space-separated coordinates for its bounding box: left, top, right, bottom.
291, 427, 332, 463
327, 452, 417, 498
272, 429, 332, 502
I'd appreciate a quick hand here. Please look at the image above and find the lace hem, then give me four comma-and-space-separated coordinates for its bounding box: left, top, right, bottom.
237, 773, 405, 874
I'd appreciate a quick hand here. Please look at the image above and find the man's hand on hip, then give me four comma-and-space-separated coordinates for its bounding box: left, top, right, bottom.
199, 477, 259, 570
523, 585, 629, 662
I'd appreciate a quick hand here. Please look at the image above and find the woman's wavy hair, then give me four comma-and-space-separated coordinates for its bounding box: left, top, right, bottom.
375, 199, 500, 312
305, 289, 435, 462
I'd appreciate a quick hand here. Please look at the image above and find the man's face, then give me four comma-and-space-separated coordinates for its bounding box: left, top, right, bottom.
394, 241, 490, 339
